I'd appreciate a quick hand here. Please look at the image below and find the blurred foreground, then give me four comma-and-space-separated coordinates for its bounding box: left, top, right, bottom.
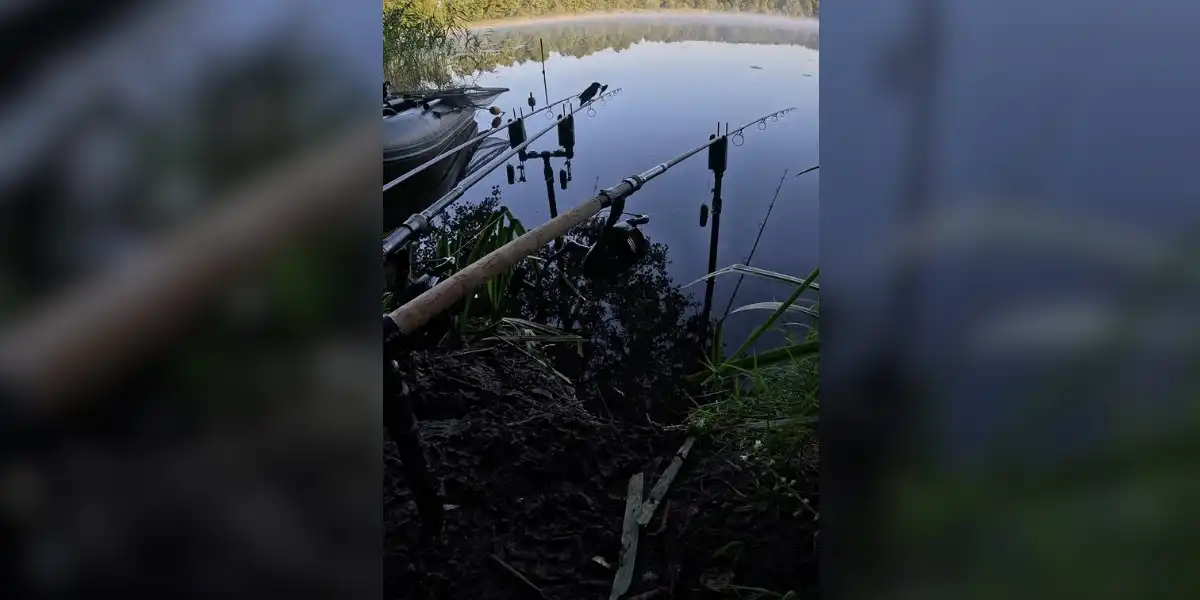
0, 2, 378, 596
823, 1, 1200, 599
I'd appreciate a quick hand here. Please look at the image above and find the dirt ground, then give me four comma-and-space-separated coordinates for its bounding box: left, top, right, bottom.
384, 347, 818, 600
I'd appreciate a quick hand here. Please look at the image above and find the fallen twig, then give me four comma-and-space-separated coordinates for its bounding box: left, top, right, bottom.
637, 436, 696, 527
489, 553, 551, 600
610, 473, 644, 600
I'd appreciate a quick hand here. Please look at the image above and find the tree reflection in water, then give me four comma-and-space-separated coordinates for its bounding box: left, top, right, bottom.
414, 192, 711, 423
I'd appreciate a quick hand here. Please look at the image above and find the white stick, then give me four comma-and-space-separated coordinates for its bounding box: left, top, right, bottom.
610, 473, 644, 600
637, 436, 695, 527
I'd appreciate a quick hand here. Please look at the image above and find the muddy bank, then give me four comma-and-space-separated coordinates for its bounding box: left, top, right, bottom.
384, 347, 817, 599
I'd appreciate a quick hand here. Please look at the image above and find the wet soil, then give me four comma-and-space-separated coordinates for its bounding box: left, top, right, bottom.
384, 347, 818, 600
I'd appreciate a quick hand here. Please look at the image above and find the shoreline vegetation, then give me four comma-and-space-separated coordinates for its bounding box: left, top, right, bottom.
468, 8, 820, 29
442, 0, 818, 23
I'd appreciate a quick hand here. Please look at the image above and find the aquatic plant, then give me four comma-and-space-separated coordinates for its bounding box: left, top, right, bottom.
684, 264, 819, 445
688, 266, 818, 379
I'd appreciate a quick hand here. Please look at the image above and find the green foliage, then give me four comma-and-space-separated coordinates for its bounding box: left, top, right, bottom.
686, 266, 820, 517
729, 300, 819, 320
723, 267, 818, 370
447, 204, 528, 330
447, 0, 819, 23
383, 0, 482, 90
717, 339, 818, 373
414, 191, 531, 333
687, 266, 819, 381
688, 351, 818, 502
688, 264, 818, 289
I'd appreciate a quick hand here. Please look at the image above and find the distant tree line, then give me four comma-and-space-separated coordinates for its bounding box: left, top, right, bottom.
383, 0, 818, 87
456, 19, 817, 73
448, 0, 819, 22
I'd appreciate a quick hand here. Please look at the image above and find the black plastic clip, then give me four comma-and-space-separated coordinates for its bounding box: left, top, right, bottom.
507, 118, 527, 148
557, 114, 576, 151
708, 134, 728, 174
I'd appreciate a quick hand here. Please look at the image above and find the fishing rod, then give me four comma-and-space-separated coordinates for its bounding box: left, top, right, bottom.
381, 106, 794, 538
382, 86, 623, 260
382, 106, 798, 340
382, 91, 585, 194
539, 39, 551, 109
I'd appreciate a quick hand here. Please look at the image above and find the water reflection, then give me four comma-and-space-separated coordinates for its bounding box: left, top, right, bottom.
463, 13, 818, 73
466, 14, 818, 348
416, 192, 708, 420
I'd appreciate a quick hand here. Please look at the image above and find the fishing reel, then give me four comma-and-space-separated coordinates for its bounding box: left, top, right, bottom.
407, 256, 456, 297
383, 244, 455, 303
383, 249, 458, 350
581, 210, 651, 282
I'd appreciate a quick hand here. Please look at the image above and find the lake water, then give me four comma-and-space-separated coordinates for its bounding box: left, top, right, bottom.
464, 13, 819, 345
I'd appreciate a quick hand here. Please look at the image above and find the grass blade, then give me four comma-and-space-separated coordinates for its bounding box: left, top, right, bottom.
683, 264, 821, 291
481, 334, 585, 344
710, 318, 725, 365
500, 317, 570, 337
730, 301, 819, 319
723, 267, 819, 367
716, 341, 819, 375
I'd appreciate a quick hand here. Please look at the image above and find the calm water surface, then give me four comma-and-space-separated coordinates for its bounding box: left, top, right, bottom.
467, 13, 818, 342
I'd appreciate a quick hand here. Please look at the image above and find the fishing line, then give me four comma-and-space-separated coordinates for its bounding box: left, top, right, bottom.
721, 163, 819, 320
793, 165, 819, 178
722, 168, 789, 321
